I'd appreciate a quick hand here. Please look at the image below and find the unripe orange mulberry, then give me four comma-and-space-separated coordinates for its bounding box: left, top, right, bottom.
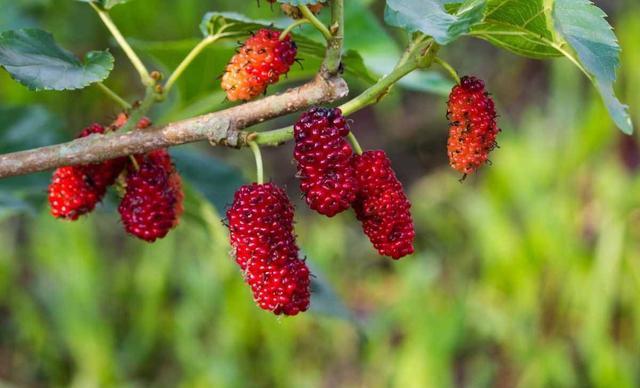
447, 76, 500, 176
221, 29, 297, 101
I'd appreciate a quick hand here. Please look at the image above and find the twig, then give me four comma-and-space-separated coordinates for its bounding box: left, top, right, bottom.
90, 3, 154, 86
0, 75, 348, 178
96, 82, 131, 109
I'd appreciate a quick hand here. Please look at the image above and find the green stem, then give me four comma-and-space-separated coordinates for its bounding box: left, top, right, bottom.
253, 126, 294, 148
253, 39, 437, 147
339, 60, 419, 116
280, 19, 311, 40
118, 86, 157, 134
322, 0, 344, 74
96, 82, 131, 109
347, 132, 363, 155
164, 32, 234, 94
90, 3, 153, 86
433, 57, 460, 84
248, 141, 264, 184
299, 5, 332, 40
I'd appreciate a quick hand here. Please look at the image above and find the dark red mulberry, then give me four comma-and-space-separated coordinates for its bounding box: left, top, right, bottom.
294, 107, 357, 217
221, 29, 297, 101
118, 150, 183, 242
226, 183, 311, 316
447, 76, 500, 175
48, 123, 127, 220
352, 150, 415, 259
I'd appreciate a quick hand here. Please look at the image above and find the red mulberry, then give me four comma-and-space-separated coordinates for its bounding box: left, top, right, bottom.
118, 150, 184, 242
48, 123, 127, 220
221, 29, 297, 101
294, 107, 357, 217
352, 151, 415, 259
447, 76, 500, 175
226, 183, 311, 316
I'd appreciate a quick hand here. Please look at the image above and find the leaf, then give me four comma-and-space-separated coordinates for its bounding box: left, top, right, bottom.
170, 148, 244, 213
75, 0, 134, 9
0, 29, 114, 91
398, 70, 455, 96
0, 105, 64, 217
306, 261, 356, 322
553, 0, 632, 133
384, 0, 486, 45
466, 0, 561, 59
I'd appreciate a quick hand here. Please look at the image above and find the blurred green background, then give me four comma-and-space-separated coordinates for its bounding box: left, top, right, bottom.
1, 0, 639, 386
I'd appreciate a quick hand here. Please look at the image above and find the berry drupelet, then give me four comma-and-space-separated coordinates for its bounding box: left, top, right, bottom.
294, 107, 357, 217
447, 76, 500, 176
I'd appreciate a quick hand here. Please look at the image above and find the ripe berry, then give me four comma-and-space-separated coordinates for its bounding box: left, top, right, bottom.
221, 29, 297, 101
118, 150, 184, 242
352, 151, 415, 260
447, 76, 500, 176
226, 183, 311, 316
48, 123, 127, 220
293, 107, 357, 217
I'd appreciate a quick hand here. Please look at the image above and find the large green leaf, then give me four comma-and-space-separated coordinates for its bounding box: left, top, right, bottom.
0, 29, 114, 91
466, 0, 560, 58
553, 0, 632, 133
385, 0, 486, 45
75, 0, 134, 9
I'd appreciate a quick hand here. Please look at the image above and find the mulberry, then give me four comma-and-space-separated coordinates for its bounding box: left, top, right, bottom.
352, 151, 415, 259
221, 29, 297, 101
48, 123, 127, 220
447, 76, 500, 176
294, 107, 357, 217
118, 150, 183, 242
226, 183, 311, 315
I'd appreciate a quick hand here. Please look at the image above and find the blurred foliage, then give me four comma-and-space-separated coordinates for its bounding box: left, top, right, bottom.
0, 0, 639, 387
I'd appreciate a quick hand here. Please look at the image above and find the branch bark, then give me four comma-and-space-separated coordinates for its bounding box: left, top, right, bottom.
0, 75, 348, 179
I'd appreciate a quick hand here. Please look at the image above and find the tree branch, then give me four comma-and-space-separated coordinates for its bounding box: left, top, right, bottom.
0, 75, 348, 179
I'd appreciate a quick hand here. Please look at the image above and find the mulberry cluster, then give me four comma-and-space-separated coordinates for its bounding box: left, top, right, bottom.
294, 107, 357, 217
221, 29, 297, 101
48, 123, 127, 220
49, 116, 183, 243
447, 76, 500, 175
352, 151, 415, 260
119, 150, 184, 242
226, 183, 310, 316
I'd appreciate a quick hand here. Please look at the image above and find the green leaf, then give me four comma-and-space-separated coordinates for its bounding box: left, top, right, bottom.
75, 0, 134, 9
306, 261, 357, 322
0, 29, 114, 91
384, 0, 486, 45
0, 105, 64, 218
170, 148, 244, 213
553, 0, 632, 133
467, 0, 561, 59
